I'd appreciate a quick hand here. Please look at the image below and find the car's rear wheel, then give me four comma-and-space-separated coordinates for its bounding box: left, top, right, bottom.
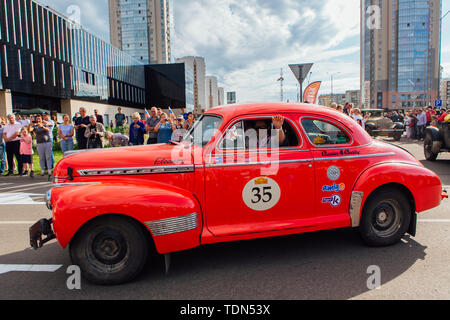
424, 134, 438, 161
359, 188, 411, 247
70, 215, 149, 285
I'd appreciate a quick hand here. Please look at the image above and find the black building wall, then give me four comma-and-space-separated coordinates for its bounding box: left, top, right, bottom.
145, 63, 186, 110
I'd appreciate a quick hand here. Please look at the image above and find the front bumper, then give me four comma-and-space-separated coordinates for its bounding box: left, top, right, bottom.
29, 218, 56, 250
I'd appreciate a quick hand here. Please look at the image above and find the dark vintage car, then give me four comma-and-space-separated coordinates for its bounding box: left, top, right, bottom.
364, 109, 405, 141
424, 122, 450, 161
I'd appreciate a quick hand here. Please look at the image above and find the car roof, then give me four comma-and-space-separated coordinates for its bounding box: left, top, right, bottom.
204, 102, 373, 146
206, 102, 341, 119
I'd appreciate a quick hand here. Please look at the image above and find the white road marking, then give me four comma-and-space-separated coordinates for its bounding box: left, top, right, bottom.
418, 219, 450, 223
0, 193, 45, 205
0, 221, 38, 225
0, 182, 52, 192
0, 265, 63, 275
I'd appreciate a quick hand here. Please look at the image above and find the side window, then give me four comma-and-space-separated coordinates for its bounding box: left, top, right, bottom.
301, 119, 351, 146
221, 121, 245, 149
221, 117, 300, 150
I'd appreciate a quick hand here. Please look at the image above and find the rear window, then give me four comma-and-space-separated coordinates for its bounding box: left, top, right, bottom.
301, 119, 351, 146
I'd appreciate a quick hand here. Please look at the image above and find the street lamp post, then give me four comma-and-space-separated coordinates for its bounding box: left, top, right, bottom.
328, 72, 341, 103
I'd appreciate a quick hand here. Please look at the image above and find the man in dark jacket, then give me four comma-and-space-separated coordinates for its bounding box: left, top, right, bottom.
74, 108, 90, 149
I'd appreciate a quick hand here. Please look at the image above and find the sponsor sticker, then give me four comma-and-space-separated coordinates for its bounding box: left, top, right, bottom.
242, 177, 281, 211
322, 183, 345, 193
327, 166, 341, 181
322, 194, 342, 207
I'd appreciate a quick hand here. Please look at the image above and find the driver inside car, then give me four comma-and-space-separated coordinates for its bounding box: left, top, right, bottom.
246, 115, 287, 149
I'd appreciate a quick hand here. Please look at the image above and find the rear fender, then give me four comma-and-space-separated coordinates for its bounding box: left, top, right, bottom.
51, 181, 202, 254
350, 162, 442, 227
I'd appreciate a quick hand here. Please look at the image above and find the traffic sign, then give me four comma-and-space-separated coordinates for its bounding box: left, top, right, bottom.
435, 100, 443, 107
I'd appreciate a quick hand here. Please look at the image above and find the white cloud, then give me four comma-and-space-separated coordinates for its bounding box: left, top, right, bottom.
173, 0, 361, 102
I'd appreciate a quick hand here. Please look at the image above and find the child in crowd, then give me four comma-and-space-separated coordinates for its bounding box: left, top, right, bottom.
19, 127, 34, 178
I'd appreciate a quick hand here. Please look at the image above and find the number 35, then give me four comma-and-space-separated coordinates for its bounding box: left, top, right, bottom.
252, 187, 273, 204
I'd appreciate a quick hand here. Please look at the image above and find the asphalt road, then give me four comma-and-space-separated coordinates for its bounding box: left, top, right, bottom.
0, 138, 448, 300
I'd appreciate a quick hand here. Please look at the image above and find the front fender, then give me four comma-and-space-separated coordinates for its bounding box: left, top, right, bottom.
51, 180, 202, 254
350, 162, 442, 227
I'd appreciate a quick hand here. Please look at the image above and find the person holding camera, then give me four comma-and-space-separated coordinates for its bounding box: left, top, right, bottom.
2, 114, 23, 176
84, 115, 106, 149
30, 116, 53, 177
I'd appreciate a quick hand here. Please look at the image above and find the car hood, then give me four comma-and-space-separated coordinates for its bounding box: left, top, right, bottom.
54, 143, 196, 179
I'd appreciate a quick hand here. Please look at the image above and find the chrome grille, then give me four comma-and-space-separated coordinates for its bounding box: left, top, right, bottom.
146, 213, 199, 237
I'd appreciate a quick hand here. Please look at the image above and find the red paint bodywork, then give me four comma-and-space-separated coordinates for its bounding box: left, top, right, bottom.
50, 103, 445, 254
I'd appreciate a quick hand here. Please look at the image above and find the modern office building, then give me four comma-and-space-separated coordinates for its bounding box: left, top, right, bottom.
145, 63, 194, 112
361, 0, 442, 109
318, 94, 347, 107
205, 75, 218, 110
0, 0, 193, 122
175, 56, 206, 112
0, 0, 149, 123
227, 91, 236, 104
109, 0, 172, 64
345, 90, 361, 106
218, 87, 225, 106
441, 78, 450, 107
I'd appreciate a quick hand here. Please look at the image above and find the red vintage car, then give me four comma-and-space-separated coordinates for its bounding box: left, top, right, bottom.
30, 103, 447, 285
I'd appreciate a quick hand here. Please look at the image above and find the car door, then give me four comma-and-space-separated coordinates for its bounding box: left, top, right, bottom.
299, 116, 364, 227
203, 114, 316, 238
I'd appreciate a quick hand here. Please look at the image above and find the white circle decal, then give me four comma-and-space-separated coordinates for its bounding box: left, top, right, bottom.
327, 166, 341, 181
242, 177, 281, 211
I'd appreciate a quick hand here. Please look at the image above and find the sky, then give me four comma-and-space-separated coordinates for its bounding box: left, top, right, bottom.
36, 0, 450, 104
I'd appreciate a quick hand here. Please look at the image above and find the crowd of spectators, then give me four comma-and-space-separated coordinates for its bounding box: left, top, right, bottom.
0, 106, 196, 178
329, 102, 450, 140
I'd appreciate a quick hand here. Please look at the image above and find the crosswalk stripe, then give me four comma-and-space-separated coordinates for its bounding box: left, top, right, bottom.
0, 185, 51, 194
0, 182, 52, 191
0, 193, 45, 205
0, 221, 37, 225
0, 265, 63, 275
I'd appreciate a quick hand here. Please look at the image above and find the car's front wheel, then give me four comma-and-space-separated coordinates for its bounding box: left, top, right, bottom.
359, 188, 411, 247
70, 215, 149, 285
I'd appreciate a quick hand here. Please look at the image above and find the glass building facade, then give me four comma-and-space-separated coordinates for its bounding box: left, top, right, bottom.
397, 0, 429, 93
361, 0, 441, 109
120, 0, 150, 64
0, 0, 146, 112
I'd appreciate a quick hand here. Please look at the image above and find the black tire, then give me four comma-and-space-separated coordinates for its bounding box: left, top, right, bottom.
359, 188, 411, 247
393, 132, 402, 141
70, 215, 149, 285
424, 135, 438, 161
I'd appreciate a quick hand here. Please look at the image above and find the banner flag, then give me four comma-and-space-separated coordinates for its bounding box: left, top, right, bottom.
303, 81, 322, 104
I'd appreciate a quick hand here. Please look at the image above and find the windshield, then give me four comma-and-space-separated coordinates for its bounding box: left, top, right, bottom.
183, 115, 223, 147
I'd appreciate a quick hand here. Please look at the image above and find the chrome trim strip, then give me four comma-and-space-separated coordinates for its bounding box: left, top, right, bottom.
314, 152, 395, 162
350, 191, 364, 227
206, 153, 395, 168
206, 158, 313, 168
52, 182, 101, 188
77, 165, 195, 176
145, 213, 199, 237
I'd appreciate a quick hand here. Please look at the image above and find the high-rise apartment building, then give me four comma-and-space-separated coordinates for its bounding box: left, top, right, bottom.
218, 87, 225, 106
175, 56, 206, 112
361, 0, 441, 109
441, 78, 450, 107
206, 76, 218, 110
109, 0, 172, 64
